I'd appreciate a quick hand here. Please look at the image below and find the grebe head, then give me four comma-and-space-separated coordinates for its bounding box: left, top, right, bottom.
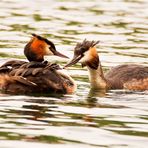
65, 39, 100, 69
24, 34, 68, 62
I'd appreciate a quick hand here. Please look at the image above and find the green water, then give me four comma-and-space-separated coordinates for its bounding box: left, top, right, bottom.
0, 0, 148, 147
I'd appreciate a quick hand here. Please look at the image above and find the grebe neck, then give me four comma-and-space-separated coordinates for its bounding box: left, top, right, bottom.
86, 62, 108, 90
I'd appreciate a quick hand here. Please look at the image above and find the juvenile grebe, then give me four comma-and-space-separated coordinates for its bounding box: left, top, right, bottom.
0, 34, 76, 94
65, 40, 148, 91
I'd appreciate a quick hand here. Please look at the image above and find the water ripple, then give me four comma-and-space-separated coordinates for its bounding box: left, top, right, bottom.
0, 0, 148, 147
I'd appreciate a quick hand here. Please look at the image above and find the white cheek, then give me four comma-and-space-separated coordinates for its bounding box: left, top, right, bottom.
80, 50, 91, 63
45, 45, 53, 55
80, 57, 86, 63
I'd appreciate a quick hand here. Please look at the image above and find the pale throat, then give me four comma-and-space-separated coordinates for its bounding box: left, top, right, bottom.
87, 64, 108, 89
81, 46, 108, 89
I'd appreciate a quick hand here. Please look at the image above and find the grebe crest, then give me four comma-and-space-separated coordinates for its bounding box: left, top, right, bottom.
66, 39, 100, 70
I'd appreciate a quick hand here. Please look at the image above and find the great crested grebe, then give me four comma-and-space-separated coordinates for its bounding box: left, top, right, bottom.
65, 39, 148, 91
0, 34, 76, 94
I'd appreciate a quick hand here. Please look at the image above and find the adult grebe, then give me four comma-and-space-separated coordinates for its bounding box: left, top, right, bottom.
0, 34, 76, 94
65, 39, 148, 91
24, 33, 68, 62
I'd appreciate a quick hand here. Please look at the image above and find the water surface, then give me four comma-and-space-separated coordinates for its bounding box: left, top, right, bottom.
0, 0, 148, 147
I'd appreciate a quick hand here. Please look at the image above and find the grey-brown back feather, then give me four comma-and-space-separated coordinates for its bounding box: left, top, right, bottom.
105, 64, 148, 89
0, 60, 74, 94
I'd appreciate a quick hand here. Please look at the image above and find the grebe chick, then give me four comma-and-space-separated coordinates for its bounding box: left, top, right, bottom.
0, 35, 76, 94
65, 39, 148, 91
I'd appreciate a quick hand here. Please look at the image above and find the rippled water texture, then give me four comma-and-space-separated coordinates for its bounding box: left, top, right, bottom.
0, 0, 148, 147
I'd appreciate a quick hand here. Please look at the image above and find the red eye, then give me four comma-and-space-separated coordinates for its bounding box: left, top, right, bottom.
81, 48, 86, 52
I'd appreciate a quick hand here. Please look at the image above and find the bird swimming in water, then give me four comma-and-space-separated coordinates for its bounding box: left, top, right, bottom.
0, 34, 76, 94
65, 39, 148, 91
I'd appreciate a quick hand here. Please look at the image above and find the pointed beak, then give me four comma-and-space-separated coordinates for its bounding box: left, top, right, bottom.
52, 50, 69, 59
64, 55, 82, 68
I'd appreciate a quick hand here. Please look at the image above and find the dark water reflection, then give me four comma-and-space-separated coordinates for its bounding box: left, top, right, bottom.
0, 0, 148, 147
